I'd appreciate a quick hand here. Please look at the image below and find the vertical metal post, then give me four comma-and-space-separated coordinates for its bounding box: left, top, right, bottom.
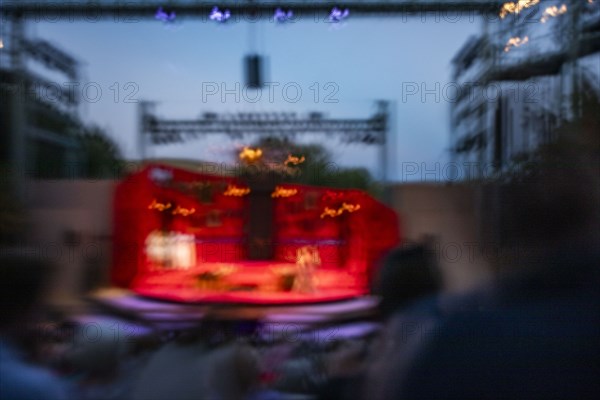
376, 100, 389, 184
568, 0, 582, 118
387, 100, 397, 184
481, 16, 491, 176
9, 16, 27, 200
138, 101, 151, 162
376, 100, 393, 205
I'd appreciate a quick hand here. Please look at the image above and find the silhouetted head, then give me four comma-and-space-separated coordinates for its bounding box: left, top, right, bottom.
0, 251, 56, 331
482, 125, 600, 272
372, 244, 442, 319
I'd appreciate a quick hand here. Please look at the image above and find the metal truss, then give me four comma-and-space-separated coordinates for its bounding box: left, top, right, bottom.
1, 1, 504, 20
141, 101, 389, 146
22, 39, 79, 80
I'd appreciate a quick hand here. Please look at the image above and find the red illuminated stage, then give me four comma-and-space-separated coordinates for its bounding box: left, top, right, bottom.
111, 164, 400, 305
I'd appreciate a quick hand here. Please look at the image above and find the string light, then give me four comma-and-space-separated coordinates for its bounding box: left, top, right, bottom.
541, 4, 567, 23
504, 36, 529, 52
341, 203, 361, 213
271, 186, 298, 198
223, 184, 251, 197
321, 207, 343, 218
172, 205, 196, 216
284, 154, 305, 166
320, 203, 361, 218
499, 0, 540, 19
148, 199, 172, 211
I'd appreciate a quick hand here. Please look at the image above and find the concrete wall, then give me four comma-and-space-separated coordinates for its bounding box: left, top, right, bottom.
24, 179, 117, 304
388, 183, 492, 293
389, 183, 478, 243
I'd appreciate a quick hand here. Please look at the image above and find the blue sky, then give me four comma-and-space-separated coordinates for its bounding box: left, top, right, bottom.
31, 13, 482, 181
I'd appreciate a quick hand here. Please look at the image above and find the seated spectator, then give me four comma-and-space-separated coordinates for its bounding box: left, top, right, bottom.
131, 321, 260, 400
372, 243, 442, 320
374, 98, 600, 399
318, 243, 444, 400
60, 320, 145, 400
0, 252, 68, 400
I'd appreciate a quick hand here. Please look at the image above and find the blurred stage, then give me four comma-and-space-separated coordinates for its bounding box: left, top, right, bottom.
132, 261, 365, 305
112, 164, 400, 306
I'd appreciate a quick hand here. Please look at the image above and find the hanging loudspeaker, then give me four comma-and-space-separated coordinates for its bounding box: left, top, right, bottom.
245, 54, 263, 89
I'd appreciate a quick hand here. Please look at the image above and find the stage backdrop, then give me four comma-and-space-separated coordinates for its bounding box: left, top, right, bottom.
111, 164, 401, 293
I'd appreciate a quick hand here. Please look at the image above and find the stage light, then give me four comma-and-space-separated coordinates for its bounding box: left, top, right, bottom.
210, 6, 231, 22
155, 7, 176, 23
274, 8, 294, 23
329, 7, 350, 23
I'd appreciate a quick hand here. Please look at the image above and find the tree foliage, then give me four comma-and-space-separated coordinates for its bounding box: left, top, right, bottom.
76, 126, 125, 179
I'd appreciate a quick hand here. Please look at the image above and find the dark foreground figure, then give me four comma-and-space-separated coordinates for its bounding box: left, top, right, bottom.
373, 113, 600, 399
377, 249, 600, 400
0, 253, 68, 400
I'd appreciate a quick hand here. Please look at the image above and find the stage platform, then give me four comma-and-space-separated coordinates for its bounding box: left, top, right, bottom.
131, 261, 367, 305
112, 165, 401, 303
88, 288, 381, 340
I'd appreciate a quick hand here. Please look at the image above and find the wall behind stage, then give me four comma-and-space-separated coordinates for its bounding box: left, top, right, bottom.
388, 183, 492, 293
24, 179, 117, 308
23, 180, 490, 303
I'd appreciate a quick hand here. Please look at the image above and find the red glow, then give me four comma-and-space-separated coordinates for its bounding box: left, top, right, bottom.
112, 164, 401, 304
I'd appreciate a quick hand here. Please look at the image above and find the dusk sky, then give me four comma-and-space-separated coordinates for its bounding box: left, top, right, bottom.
31, 12, 482, 181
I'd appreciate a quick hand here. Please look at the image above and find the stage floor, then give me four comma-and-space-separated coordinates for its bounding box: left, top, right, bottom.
90, 288, 380, 333
132, 261, 366, 305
